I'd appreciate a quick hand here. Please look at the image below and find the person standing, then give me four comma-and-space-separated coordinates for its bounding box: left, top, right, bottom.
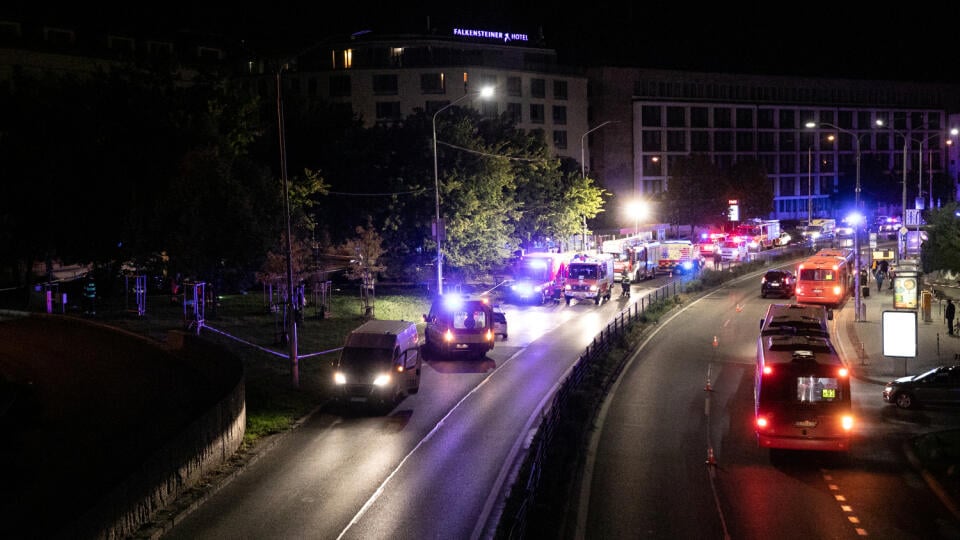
946, 298, 956, 336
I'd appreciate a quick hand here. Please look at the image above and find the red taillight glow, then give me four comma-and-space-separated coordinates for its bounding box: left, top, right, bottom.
832, 286, 842, 295
838, 367, 849, 378
763, 365, 773, 375
841, 415, 854, 431
756, 416, 769, 429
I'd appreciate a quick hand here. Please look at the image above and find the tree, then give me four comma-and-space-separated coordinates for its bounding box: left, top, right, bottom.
661, 155, 727, 230
920, 202, 960, 273
726, 159, 774, 220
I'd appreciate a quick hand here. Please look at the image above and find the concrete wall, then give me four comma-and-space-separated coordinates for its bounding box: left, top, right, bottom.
65, 331, 245, 540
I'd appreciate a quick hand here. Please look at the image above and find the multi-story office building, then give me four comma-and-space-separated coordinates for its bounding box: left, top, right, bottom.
5, 12, 960, 226
589, 67, 960, 223
253, 25, 589, 162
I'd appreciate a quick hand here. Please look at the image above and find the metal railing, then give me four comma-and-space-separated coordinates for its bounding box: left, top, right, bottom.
499, 281, 682, 538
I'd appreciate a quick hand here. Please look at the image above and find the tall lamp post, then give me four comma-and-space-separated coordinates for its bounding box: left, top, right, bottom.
807, 121, 862, 322
275, 69, 300, 388
432, 85, 494, 295
875, 119, 944, 261
626, 200, 648, 236
807, 145, 814, 223
580, 120, 619, 179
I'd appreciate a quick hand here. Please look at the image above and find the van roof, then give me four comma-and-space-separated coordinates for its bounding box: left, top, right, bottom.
345, 320, 417, 349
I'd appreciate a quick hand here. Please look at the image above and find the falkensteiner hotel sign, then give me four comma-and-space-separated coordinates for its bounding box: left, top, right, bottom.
452, 28, 529, 43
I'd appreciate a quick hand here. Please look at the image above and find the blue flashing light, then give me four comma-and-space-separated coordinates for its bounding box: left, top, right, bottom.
681, 261, 694, 270
442, 294, 464, 311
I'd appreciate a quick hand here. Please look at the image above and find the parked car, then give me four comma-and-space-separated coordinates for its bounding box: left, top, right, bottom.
883, 365, 960, 409
493, 306, 508, 340
760, 269, 795, 298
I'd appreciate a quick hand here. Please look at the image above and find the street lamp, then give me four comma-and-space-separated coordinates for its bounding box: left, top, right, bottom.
806, 121, 862, 322
875, 119, 942, 261
432, 85, 494, 295
580, 120, 619, 179
807, 145, 814, 223
626, 200, 648, 236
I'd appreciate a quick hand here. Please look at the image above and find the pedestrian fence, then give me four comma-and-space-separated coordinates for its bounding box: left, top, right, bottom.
499, 280, 682, 538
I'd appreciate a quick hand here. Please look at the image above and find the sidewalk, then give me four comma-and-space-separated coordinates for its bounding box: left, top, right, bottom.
832, 277, 960, 521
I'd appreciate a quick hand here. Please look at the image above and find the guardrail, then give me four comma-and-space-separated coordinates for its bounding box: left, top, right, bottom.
498, 280, 682, 538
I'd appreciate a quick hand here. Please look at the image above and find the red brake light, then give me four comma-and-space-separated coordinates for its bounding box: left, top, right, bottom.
838, 367, 849, 378
756, 416, 769, 429
762, 365, 773, 375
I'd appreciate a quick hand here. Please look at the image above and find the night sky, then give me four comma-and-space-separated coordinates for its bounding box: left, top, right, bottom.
7, 2, 960, 83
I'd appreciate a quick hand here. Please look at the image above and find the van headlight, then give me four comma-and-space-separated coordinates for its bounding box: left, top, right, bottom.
334, 372, 347, 385
373, 373, 391, 386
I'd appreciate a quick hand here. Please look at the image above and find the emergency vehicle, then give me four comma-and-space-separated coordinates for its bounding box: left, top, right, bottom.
601, 236, 659, 283
563, 253, 615, 305
508, 251, 576, 305
734, 219, 781, 251
657, 240, 703, 275
423, 294, 496, 359
697, 231, 728, 258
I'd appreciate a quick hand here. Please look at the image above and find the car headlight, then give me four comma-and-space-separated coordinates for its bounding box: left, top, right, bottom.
373, 373, 391, 386
334, 372, 347, 385
884, 385, 893, 394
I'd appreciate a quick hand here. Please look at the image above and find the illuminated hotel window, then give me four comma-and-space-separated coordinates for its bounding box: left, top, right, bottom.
391, 47, 403, 66
342, 49, 353, 69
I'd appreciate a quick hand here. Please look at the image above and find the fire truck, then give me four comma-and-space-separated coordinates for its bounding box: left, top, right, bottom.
734, 219, 781, 251
657, 240, 703, 275
601, 236, 659, 283
508, 251, 576, 305
563, 253, 615, 305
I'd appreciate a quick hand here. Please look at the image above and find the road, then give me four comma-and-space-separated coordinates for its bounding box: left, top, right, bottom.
162, 280, 665, 539
580, 261, 960, 539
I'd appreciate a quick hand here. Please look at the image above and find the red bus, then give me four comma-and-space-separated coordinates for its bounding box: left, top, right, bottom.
755, 303, 854, 452
794, 249, 853, 308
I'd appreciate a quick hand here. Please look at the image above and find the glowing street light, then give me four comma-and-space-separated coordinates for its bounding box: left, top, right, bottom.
626, 200, 649, 235
806, 121, 863, 322
432, 85, 494, 295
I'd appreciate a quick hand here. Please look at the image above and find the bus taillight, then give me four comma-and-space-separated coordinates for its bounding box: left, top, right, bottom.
756, 415, 770, 429
762, 365, 773, 376
838, 367, 849, 378
841, 415, 854, 431
832, 286, 842, 295
444, 329, 454, 342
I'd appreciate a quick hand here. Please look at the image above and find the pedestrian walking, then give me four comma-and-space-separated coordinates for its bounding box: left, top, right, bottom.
713, 249, 722, 270
875, 269, 885, 292
946, 298, 956, 336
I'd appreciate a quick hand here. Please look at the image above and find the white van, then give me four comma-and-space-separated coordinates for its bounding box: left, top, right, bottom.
333, 320, 421, 407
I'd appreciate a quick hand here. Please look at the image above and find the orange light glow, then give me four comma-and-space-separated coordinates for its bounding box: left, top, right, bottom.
841, 415, 854, 431
444, 329, 454, 342
838, 367, 849, 377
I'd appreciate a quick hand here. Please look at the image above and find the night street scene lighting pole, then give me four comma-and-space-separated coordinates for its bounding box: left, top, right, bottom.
276, 68, 298, 387
807, 121, 862, 322
432, 85, 494, 295
580, 120, 618, 179
874, 119, 912, 261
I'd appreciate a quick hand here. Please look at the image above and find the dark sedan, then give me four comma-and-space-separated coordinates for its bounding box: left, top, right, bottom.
760, 269, 795, 298
883, 365, 960, 409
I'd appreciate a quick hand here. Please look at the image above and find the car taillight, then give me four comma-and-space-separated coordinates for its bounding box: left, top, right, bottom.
444, 329, 454, 342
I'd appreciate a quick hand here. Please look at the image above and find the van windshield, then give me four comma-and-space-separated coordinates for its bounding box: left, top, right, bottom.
568, 264, 598, 279
340, 346, 393, 366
